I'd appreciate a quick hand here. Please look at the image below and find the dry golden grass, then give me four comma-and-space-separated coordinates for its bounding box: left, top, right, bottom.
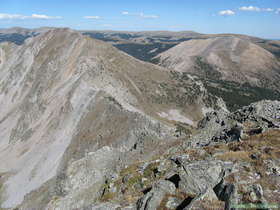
98, 130, 280, 206
215, 151, 250, 162
193, 129, 280, 205
157, 191, 196, 210
204, 129, 280, 163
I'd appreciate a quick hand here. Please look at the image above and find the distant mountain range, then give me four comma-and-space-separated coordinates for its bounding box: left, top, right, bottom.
79, 29, 280, 110
1, 27, 280, 111
2, 27, 279, 59
80, 30, 280, 61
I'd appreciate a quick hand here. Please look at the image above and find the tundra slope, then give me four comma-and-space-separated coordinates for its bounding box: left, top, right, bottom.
0, 28, 222, 209
155, 36, 280, 110
155, 36, 280, 89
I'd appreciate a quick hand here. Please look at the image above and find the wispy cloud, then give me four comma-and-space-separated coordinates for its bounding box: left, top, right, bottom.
239, 6, 261, 12
122, 11, 129, 15
0, 13, 61, 20
122, 11, 159, 19
218, 10, 235, 16
263, 8, 274, 12
0, 14, 25, 20
139, 13, 159, 19
31, 14, 61, 19
239, 6, 274, 12
101, 24, 112, 27
217, 6, 276, 17
276, 8, 280, 14
83, 16, 101, 19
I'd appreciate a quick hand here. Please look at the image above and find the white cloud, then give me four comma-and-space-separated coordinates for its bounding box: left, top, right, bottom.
84, 16, 101, 19
31, 14, 61, 19
239, 6, 274, 12
122, 11, 129, 15
121, 11, 159, 19
139, 12, 159, 19
239, 6, 261, 12
218, 10, 235, 16
276, 8, 280, 14
0, 13, 26, 20
262, 8, 274, 12
101, 24, 112, 27
0, 13, 61, 20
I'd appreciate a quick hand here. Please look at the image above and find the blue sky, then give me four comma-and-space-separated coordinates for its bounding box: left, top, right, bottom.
0, 0, 280, 38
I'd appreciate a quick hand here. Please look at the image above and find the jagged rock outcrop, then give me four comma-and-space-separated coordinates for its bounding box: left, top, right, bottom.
188, 100, 280, 147
136, 159, 228, 210
134, 157, 237, 210
95, 100, 280, 210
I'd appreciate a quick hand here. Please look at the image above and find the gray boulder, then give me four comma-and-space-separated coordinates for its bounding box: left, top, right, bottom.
177, 160, 225, 195
137, 180, 176, 210
188, 100, 280, 147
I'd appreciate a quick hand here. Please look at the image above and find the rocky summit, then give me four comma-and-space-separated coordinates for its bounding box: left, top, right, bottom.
0, 28, 279, 210
92, 100, 280, 210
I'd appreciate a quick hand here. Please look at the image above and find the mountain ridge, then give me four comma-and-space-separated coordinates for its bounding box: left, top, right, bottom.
0, 28, 225, 209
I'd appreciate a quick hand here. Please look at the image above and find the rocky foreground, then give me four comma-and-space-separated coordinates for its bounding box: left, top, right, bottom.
87, 100, 280, 210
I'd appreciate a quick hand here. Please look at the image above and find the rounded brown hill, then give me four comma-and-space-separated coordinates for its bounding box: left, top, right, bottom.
155, 36, 280, 89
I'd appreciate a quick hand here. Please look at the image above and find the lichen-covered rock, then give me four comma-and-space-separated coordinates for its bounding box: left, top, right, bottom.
137, 180, 176, 210
177, 160, 225, 195
135, 159, 231, 210
186, 188, 224, 210
188, 100, 280, 147
90, 202, 121, 210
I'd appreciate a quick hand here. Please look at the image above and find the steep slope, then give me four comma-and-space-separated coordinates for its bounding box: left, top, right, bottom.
0, 28, 222, 209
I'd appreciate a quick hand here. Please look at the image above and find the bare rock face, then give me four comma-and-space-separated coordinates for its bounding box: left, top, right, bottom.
0, 29, 223, 209
155, 37, 280, 90
188, 100, 280, 147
